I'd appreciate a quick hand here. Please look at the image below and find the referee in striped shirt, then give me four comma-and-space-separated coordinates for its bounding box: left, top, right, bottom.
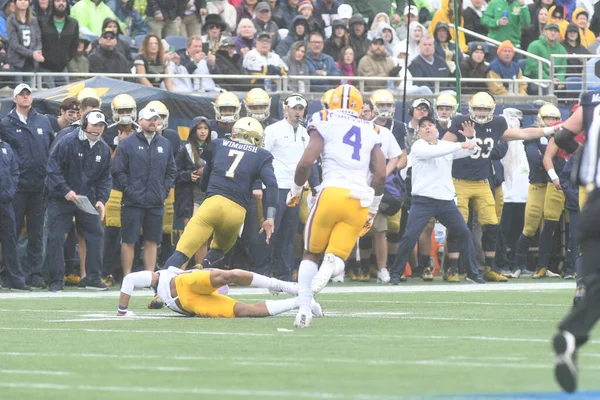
552, 91, 600, 393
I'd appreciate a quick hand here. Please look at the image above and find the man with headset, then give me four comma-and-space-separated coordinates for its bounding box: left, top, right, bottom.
249, 93, 319, 280
45, 110, 112, 292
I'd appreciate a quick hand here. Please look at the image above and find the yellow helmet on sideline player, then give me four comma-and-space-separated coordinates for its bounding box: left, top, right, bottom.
434, 93, 458, 125
321, 89, 335, 110
111, 94, 137, 125
77, 88, 101, 106
146, 100, 169, 130
370, 89, 395, 120
244, 88, 271, 122
231, 117, 264, 147
468, 92, 495, 125
213, 92, 241, 124
536, 104, 561, 127
329, 84, 363, 115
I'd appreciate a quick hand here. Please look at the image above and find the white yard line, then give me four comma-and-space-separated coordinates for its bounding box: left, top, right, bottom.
0, 327, 598, 345
0, 369, 71, 376
122, 366, 192, 372
0, 282, 576, 300
0, 382, 427, 400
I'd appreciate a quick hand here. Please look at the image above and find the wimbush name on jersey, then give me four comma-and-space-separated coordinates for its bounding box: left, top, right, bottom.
222, 140, 259, 153
448, 115, 508, 181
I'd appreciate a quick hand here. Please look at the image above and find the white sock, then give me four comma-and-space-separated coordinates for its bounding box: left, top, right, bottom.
297, 259, 318, 315
265, 297, 298, 316
250, 273, 297, 294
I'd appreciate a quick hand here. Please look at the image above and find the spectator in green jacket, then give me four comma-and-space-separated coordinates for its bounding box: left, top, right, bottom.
524, 23, 568, 94
71, 0, 123, 36
481, 0, 530, 50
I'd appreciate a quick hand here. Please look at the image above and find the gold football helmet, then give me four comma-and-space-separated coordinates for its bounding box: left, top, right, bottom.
231, 117, 264, 147
370, 89, 395, 119
146, 100, 169, 130
77, 88, 101, 106
536, 104, 561, 127
244, 88, 271, 122
111, 94, 137, 125
434, 93, 458, 125
213, 92, 241, 124
329, 84, 363, 115
321, 89, 335, 110
468, 92, 495, 124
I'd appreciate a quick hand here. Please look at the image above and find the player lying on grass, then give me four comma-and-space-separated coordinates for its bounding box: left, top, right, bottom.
117, 267, 323, 318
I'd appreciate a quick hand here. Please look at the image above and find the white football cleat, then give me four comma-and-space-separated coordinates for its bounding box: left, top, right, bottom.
293, 312, 313, 328
311, 300, 323, 317
546, 270, 561, 278
377, 268, 391, 283
311, 253, 344, 294
331, 272, 344, 283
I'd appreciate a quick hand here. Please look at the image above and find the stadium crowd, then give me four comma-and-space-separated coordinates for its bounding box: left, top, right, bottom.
0, 0, 592, 297
0, 0, 597, 92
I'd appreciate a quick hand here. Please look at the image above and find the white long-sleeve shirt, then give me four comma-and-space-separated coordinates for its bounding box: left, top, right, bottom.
263, 119, 310, 189
409, 139, 475, 201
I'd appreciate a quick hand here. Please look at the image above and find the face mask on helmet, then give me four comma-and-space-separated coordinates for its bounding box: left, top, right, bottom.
435, 106, 456, 124
114, 108, 136, 125
245, 104, 270, 122
469, 106, 494, 124
374, 102, 395, 119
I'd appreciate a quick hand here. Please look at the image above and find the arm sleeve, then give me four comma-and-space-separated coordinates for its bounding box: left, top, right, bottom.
259, 158, 278, 210
480, 3, 498, 28
524, 141, 543, 166
111, 144, 129, 192
491, 140, 508, 160
308, 162, 321, 190
411, 141, 464, 160
45, 142, 71, 197
68, 20, 80, 60
175, 149, 194, 184
32, 19, 42, 52
199, 159, 212, 192
520, 5, 531, 26
163, 147, 177, 194
120, 271, 153, 295
452, 148, 477, 159
9, 149, 19, 199
96, 154, 113, 204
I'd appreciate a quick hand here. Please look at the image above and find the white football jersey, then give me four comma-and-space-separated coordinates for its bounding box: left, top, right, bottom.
307, 109, 382, 206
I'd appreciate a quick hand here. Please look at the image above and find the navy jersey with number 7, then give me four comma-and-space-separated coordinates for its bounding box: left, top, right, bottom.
448, 115, 508, 180
200, 138, 277, 209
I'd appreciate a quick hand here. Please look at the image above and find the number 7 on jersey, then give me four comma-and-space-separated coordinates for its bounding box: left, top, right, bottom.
225, 149, 245, 178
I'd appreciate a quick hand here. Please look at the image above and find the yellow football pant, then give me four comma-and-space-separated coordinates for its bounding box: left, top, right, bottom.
453, 179, 498, 225
304, 187, 368, 260
522, 183, 547, 237
104, 189, 123, 228
162, 188, 175, 234
175, 195, 246, 258
494, 185, 504, 223
579, 186, 588, 211
175, 270, 237, 318
544, 182, 566, 222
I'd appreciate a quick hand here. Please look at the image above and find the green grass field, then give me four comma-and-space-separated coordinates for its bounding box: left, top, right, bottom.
0, 280, 599, 400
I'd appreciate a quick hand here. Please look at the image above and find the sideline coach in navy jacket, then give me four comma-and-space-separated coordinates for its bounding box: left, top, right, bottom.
112, 107, 177, 277
0, 84, 54, 288
45, 110, 112, 292
0, 139, 30, 290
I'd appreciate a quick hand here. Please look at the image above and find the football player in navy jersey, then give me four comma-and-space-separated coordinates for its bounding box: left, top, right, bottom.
433, 93, 458, 137
243, 88, 279, 128
369, 89, 407, 281
550, 91, 600, 394
513, 104, 560, 278
443, 92, 563, 282
209, 92, 241, 139
163, 117, 278, 271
